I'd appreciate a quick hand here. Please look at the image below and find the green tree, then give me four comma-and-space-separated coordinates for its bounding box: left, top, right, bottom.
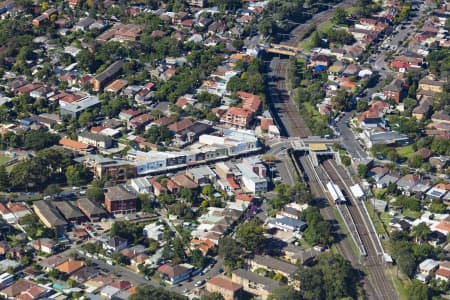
130, 285, 187, 300
201, 293, 224, 300
201, 185, 214, 198
340, 155, 351, 166
0, 165, 10, 192
412, 223, 431, 244
218, 237, 243, 270
357, 164, 368, 178
44, 184, 62, 196
333, 7, 348, 25
87, 186, 104, 203
65, 164, 91, 186
78, 111, 93, 127
236, 218, 265, 253
293, 253, 357, 300
268, 286, 300, 300
190, 248, 206, 269
301, 207, 333, 245
137, 193, 152, 212
407, 281, 432, 300
111, 252, 129, 265
408, 154, 424, 168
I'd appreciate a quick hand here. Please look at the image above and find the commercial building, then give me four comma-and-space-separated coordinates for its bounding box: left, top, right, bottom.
104, 185, 137, 215
77, 198, 108, 222
54, 201, 86, 223
74, 154, 136, 182
33, 200, 67, 232
59, 95, 100, 118
236, 163, 267, 194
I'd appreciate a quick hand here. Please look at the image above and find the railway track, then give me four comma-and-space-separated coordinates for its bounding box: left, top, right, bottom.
296, 153, 358, 266
282, 0, 356, 47
269, 58, 311, 138
322, 159, 397, 300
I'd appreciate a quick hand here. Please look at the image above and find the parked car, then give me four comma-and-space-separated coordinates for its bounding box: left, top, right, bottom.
194, 280, 205, 287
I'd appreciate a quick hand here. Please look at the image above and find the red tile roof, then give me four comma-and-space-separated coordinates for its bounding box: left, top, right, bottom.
207, 276, 242, 292
436, 267, 450, 279
59, 138, 90, 150
227, 177, 240, 189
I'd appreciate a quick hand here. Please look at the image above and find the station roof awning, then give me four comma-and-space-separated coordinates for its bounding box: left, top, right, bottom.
309, 143, 328, 151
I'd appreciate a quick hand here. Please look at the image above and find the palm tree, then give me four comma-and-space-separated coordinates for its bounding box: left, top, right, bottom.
412, 222, 431, 244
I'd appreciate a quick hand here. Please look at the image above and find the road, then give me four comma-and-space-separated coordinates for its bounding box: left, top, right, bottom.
372, 6, 424, 73
336, 113, 367, 160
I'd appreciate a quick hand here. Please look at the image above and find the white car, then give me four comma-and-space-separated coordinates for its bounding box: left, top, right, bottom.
194, 280, 205, 287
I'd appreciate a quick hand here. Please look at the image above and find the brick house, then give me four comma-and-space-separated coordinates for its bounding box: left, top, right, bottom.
382, 78, 405, 103
104, 185, 137, 215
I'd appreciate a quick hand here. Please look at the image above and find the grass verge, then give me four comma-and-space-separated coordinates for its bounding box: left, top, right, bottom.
364, 201, 386, 235
332, 206, 360, 257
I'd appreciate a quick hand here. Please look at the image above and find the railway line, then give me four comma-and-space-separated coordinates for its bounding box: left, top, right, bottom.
268, 58, 311, 138
264, 0, 397, 298
296, 153, 358, 266
283, 0, 356, 47
322, 159, 397, 300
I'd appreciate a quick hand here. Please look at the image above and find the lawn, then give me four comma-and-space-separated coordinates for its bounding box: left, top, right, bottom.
365, 202, 386, 235
396, 145, 414, 159
388, 267, 410, 300
380, 212, 393, 233
402, 209, 422, 219
332, 206, 359, 257
0, 154, 12, 165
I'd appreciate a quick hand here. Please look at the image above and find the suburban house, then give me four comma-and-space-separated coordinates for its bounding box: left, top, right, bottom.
30, 238, 57, 255
103, 236, 128, 253
436, 261, 450, 282
418, 78, 446, 93
157, 263, 194, 285
78, 131, 113, 149
55, 260, 86, 275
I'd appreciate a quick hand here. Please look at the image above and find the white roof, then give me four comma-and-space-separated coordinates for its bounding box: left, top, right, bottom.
419, 259, 439, 272
350, 184, 364, 198
100, 128, 120, 137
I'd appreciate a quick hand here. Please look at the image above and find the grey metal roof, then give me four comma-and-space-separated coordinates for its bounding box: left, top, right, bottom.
54, 201, 85, 220
78, 131, 112, 143
77, 198, 107, 216
94, 61, 124, 83
33, 200, 68, 227
252, 255, 298, 275
105, 185, 136, 202
232, 269, 280, 291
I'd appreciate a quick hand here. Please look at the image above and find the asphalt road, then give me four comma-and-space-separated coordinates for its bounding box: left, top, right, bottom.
336, 113, 367, 160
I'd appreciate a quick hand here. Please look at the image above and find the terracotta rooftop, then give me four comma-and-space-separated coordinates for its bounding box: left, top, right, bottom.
207, 276, 242, 292
55, 260, 85, 274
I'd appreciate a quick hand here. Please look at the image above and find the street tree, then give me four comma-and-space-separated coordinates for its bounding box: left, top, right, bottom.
236, 218, 265, 253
